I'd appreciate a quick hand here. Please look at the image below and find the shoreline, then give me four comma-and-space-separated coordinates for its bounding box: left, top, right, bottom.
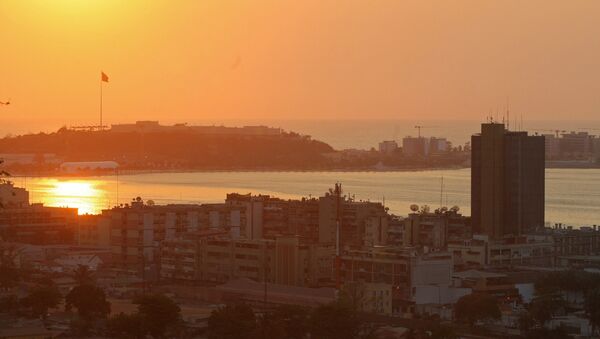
7, 164, 600, 178
7, 166, 471, 178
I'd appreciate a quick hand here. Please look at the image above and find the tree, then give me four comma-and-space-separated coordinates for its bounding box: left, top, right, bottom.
585, 288, 600, 336
252, 313, 287, 339
72, 265, 94, 286
454, 293, 500, 326
22, 285, 61, 319
106, 312, 145, 339
310, 300, 361, 339
0, 244, 20, 291
250, 305, 310, 339
517, 311, 535, 333
529, 293, 565, 327
271, 304, 310, 339
65, 284, 111, 320
134, 294, 182, 339
207, 303, 256, 339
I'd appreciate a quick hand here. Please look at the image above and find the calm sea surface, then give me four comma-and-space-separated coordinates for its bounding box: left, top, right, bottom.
15, 168, 600, 227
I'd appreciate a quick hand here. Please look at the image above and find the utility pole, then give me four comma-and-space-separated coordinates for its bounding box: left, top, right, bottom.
263, 240, 268, 308
335, 183, 342, 292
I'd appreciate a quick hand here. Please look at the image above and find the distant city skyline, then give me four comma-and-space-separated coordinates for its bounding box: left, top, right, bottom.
3, 117, 600, 151
2, 1, 600, 124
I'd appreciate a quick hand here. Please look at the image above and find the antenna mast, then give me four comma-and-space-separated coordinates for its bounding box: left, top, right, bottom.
440, 175, 444, 208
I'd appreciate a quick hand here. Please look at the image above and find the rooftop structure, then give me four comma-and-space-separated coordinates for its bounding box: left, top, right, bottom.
109, 121, 282, 136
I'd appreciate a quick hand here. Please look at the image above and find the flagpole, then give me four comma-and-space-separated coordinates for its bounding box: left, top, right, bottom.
100, 75, 103, 130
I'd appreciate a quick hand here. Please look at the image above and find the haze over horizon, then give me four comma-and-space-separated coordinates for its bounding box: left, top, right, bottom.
2, 1, 600, 127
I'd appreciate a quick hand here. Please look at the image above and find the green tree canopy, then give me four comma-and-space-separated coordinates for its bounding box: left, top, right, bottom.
207, 303, 256, 339
133, 294, 182, 339
21, 285, 61, 319
454, 293, 501, 326
72, 265, 94, 286
106, 312, 145, 339
0, 244, 20, 291
310, 300, 361, 339
65, 284, 110, 320
585, 288, 600, 336
529, 293, 565, 327
271, 304, 310, 339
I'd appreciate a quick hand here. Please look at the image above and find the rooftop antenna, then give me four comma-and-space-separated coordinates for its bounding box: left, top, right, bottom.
520, 113, 523, 131
495, 105, 499, 123
506, 97, 510, 130
439, 175, 444, 209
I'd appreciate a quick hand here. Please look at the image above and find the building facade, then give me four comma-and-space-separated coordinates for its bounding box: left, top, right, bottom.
471, 123, 545, 238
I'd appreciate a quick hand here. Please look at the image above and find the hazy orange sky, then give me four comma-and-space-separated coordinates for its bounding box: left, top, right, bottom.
1, 0, 600, 129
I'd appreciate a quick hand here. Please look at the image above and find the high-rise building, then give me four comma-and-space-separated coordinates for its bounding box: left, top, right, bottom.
471, 123, 545, 238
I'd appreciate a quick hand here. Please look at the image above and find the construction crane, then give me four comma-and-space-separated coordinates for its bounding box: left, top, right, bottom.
414, 125, 437, 138
531, 129, 566, 138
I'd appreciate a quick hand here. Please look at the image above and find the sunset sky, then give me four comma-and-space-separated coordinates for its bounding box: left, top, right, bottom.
1, 1, 600, 130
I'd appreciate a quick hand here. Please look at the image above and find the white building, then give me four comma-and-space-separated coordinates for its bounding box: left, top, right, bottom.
378, 140, 398, 155
0, 182, 29, 207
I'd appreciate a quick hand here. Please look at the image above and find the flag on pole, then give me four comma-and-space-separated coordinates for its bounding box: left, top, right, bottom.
101, 72, 109, 82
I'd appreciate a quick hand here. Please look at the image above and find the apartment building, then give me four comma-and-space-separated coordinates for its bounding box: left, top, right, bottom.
0, 182, 79, 245
318, 192, 389, 247
160, 235, 334, 287
546, 225, 600, 257
403, 209, 470, 250
107, 199, 247, 276
227, 191, 390, 247
0, 203, 78, 245
77, 214, 110, 248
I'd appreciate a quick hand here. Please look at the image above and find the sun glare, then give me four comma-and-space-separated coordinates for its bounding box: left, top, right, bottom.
52, 181, 96, 198
45, 180, 105, 215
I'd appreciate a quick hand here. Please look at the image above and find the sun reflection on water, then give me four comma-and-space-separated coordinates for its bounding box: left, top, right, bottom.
40, 179, 107, 215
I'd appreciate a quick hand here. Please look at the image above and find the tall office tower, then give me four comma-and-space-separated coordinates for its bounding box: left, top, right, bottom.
471, 123, 545, 238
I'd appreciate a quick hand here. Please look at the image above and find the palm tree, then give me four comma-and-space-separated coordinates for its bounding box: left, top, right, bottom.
73, 265, 94, 286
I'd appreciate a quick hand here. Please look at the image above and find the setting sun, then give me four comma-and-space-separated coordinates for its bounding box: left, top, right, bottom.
42, 180, 106, 214
52, 181, 96, 198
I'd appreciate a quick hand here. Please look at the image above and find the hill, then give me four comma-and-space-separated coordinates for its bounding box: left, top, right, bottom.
0, 126, 335, 171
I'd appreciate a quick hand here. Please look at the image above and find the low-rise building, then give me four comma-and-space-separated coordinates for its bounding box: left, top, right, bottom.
0, 181, 28, 207
403, 208, 470, 250
449, 234, 554, 269
0, 204, 78, 245
338, 246, 455, 315
0, 182, 79, 245
378, 140, 399, 155
546, 225, 600, 257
